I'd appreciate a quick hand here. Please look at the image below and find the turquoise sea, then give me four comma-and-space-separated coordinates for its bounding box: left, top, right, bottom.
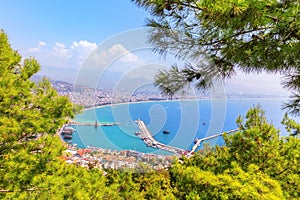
68, 98, 290, 154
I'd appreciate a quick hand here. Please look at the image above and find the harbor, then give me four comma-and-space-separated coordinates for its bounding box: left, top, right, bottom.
60, 119, 239, 157
135, 119, 185, 155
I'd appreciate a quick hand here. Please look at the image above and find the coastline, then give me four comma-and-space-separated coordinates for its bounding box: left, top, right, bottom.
82, 96, 289, 111
65, 97, 289, 154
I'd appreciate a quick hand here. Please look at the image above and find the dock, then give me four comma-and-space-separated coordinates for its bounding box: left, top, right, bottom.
135, 119, 184, 154
187, 128, 239, 157
69, 121, 120, 127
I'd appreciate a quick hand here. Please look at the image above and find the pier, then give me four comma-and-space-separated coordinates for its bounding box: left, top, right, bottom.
135, 119, 184, 154
187, 128, 239, 157
69, 121, 120, 127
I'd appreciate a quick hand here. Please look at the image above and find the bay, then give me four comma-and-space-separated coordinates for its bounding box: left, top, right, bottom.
70, 98, 289, 154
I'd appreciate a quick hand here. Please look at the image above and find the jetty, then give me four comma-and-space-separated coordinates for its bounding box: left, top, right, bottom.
69, 121, 120, 127
135, 119, 184, 154
187, 128, 239, 157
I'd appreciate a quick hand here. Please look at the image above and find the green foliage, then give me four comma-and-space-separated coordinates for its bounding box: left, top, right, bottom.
0, 30, 104, 199
132, 0, 300, 115
176, 105, 300, 199
154, 66, 187, 99
132, 170, 176, 199
0, 30, 74, 155
171, 162, 283, 200
282, 112, 300, 136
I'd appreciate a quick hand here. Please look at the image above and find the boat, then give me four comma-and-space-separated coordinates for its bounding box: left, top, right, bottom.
163, 130, 170, 134
102, 123, 113, 126
61, 130, 73, 135
194, 138, 199, 144
135, 132, 141, 136
64, 127, 75, 131
63, 135, 72, 140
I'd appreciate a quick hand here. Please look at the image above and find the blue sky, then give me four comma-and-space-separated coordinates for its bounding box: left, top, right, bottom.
0, 0, 151, 75
0, 0, 147, 48
0, 1, 290, 96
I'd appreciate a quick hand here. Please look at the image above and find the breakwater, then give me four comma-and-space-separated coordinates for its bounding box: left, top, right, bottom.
69, 121, 120, 127
58, 121, 120, 143
135, 119, 184, 154
187, 128, 239, 157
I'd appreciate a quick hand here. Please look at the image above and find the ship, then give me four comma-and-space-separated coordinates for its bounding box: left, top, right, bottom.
163, 130, 170, 134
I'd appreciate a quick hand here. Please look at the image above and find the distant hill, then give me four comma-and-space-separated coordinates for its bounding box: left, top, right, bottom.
33, 66, 290, 98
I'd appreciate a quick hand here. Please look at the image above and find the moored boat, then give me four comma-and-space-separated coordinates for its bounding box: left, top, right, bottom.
63, 135, 72, 140
62, 130, 73, 135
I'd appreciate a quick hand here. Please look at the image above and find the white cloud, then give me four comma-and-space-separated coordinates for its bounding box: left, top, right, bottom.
38, 41, 46, 47
25, 41, 143, 75
28, 47, 40, 53
100, 44, 138, 63
85, 44, 142, 70
26, 39, 144, 71
70, 40, 98, 65
52, 42, 71, 58
28, 41, 47, 53
26, 40, 97, 69
54, 42, 65, 48
72, 40, 96, 49
120, 51, 138, 63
